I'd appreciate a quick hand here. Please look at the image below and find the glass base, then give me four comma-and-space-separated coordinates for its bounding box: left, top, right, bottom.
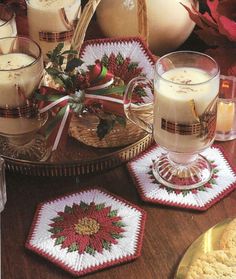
0, 134, 51, 162
215, 130, 236, 141
152, 153, 212, 190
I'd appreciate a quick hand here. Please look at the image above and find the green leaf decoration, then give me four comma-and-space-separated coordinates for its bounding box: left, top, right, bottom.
67, 243, 78, 253
101, 54, 109, 67
61, 49, 78, 55
116, 52, 124, 65
65, 57, 83, 72
54, 42, 64, 55
45, 67, 62, 76
64, 205, 73, 213
108, 210, 118, 217
182, 190, 189, 197
97, 118, 115, 140
128, 62, 139, 71
115, 116, 126, 127
165, 187, 174, 194
113, 221, 125, 227
48, 227, 63, 234
96, 203, 106, 210
209, 179, 217, 184
198, 186, 207, 192
102, 240, 111, 251
111, 233, 123, 239
213, 169, 219, 174
51, 216, 64, 222
55, 236, 66, 246
85, 246, 96, 256
79, 201, 89, 211
51, 75, 66, 87
135, 86, 147, 97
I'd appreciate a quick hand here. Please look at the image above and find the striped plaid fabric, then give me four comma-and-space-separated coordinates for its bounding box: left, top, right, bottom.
0, 101, 37, 118
161, 116, 216, 136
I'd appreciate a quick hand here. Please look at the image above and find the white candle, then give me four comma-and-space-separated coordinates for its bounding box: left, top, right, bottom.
154, 67, 219, 153
27, 0, 81, 60
0, 53, 43, 135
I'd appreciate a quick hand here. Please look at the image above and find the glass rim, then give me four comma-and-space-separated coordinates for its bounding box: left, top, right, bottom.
25, 0, 77, 10
155, 50, 220, 86
0, 4, 15, 26
0, 36, 42, 72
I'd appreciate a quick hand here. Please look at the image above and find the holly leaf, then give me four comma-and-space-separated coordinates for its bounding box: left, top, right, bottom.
45, 67, 62, 76
96, 118, 115, 140
115, 116, 126, 127
65, 57, 83, 72
61, 49, 78, 55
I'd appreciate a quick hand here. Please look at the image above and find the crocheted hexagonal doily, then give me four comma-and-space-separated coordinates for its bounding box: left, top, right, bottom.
127, 145, 236, 211
26, 188, 146, 276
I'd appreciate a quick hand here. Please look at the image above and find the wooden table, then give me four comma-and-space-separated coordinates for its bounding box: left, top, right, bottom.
2, 6, 236, 279
2, 140, 236, 279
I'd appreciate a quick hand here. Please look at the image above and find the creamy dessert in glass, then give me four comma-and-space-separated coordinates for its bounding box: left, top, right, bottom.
0, 36, 49, 161
26, 0, 81, 61
124, 51, 220, 190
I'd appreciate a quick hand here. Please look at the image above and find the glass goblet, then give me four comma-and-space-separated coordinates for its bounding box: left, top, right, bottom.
124, 51, 220, 190
0, 36, 50, 162
26, 0, 81, 61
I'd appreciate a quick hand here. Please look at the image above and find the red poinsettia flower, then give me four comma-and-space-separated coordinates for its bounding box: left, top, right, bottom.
182, 0, 236, 76
49, 201, 125, 255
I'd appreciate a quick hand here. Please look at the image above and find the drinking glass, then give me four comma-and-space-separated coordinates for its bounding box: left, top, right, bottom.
0, 4, 17, 38
26, 0, 81, 61
0, 157, 6, 213
0, 36, 50, 161
124, 51, 220, 190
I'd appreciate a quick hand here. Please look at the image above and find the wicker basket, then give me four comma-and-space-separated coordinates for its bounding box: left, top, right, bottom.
69, 113, 147, 148
68, 0, 151, 148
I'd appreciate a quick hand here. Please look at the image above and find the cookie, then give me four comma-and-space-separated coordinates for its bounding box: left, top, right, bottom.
220, 218, 236, 250
186, 249, 236, 279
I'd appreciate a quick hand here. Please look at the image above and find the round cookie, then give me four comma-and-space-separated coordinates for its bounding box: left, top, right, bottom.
186, 249, 236, 279
220, 218, 236, 250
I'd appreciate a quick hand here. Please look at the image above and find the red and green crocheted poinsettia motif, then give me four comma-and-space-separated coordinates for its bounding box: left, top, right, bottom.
148, 159, 219, 196
48, 201, 126, 255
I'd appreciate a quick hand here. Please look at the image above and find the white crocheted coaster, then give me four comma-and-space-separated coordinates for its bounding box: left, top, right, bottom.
26, 188, 146, 276
127, 145, 236, 211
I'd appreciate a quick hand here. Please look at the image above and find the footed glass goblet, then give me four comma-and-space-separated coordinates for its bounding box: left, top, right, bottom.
124, 51, 220, 190
0, 36, 50, 162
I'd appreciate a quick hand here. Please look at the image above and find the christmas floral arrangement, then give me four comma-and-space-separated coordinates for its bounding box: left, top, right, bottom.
182, 0, 236, 76
37, 39, 153, 150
